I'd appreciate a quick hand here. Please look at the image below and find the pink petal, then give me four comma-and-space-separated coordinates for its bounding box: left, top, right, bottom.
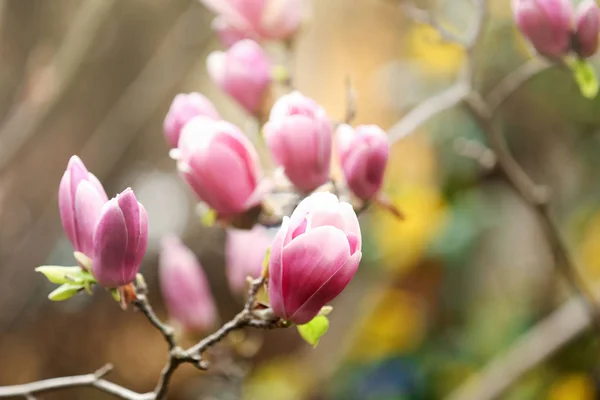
92, 200, 128, 287
289, 250, 361, 324
268, 216, 290, 319
74, 181, 107, 256
280, 226, 351, 320
58, 170, 76, 247
117, 189, 140, 266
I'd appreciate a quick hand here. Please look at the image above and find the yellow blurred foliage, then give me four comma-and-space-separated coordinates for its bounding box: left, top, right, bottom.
369, 184, 447, 273
243, 356, 316, 400
406, 24, 465, 76
346, 287, 426, 363
547, 374, 596, 400
577, 208, 600, 282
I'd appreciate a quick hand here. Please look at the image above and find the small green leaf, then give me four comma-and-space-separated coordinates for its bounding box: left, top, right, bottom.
36, 266, 83, 284
110, 288, 121, 303
48, 283, 85, 301
271, 65, 290, 83
568, 57, 599, 99
297, 315, 329, 348
318, 305, 333, 317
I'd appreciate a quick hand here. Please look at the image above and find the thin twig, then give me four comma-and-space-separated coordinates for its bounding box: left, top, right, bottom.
401, 1, 465, 44
446, 288, 595, 400
395, 0, 600, 398
0, 364, 152, 400
486, 58, 550, 113
464, 93, 600, 335
387, 81, 470, 144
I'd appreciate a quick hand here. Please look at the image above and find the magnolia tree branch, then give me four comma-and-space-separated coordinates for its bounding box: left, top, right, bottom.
446, 285, 599, 400
0, 276, 281, 400
390, 0, 600, 397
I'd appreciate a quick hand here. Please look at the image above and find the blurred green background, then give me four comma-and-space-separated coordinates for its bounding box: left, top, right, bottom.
1, 0, 600, 399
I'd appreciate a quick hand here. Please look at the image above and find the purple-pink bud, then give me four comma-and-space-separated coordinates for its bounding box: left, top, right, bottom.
58, 156, 108, 258
263, 91, 332, 193
513, 0, 573, 58
337, 124, 389, 201
212, 16, 254, 48
92, 188, 148, 288
200, 0, 303, 41
207, 39, 271, 115
574, 0, 600, 58
177, 116, 264, 218
159, 235, 217, 333
225, 226, 275, 295
163, 93, 220, 149
268, 192, 362, 324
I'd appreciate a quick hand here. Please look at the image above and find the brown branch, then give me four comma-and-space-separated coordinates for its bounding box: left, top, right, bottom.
395, 0, 600, 398
0, 364, 153, 400
446, 287, 597, 400
387, 81, 470, 144
463, 92, 600, 335
0, 276, 280, 400
486, 58, 550, 113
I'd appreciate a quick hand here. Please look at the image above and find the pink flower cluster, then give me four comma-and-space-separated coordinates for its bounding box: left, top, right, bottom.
513, 0, 599, 59
54, 0, 394, 330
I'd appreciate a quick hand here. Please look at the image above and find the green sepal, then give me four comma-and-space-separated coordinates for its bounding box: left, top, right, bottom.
48, 283, 85, 301
271, 65, 290, 83
110, 288, 121, 303
36, 266, 85, 284
567, 57, 599, 99
297, 315, 329, 348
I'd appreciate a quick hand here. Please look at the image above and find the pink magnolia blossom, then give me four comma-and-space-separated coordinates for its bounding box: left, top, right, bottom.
512, 0, 573, 58
263, 91, 332, 193
268, 192, 362, 324
177, 116, 264, 218
207, 40, 271, 115
200, 0, 303, 41
212, 16, 254, 47
163, 93, 220, 148
337, 124, 389, 201
574, 0, 600, 58
225, 226, 275, 295
159, 235, 217, 333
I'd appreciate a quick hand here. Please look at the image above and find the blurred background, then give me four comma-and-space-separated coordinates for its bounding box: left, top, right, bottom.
1, 0, 600, 399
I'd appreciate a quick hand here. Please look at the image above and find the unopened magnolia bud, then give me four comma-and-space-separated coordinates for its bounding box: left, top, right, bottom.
92, 188, 148, 288
58, 156, 108, 259
337, 124, 389, 201
200, 0, 304, 41
212, 16, 253, 47
225, 226, 275, 295
268, 192, 362, 324
263, 91, 332, 193
574, 0, 600, 58
177, 116, 264, 218
207, 40, 271, 115
159, 235, 217, 333
163, 93, 220, 149
513, 0, 573, 59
